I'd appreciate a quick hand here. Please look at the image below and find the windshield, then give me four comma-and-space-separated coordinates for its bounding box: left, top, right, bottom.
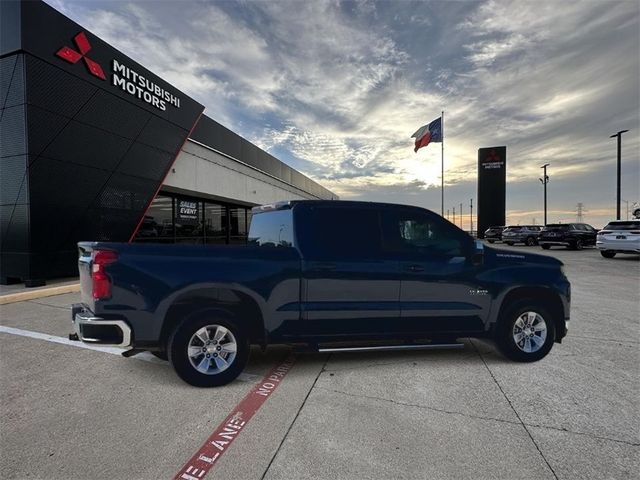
603, 221, 640, 231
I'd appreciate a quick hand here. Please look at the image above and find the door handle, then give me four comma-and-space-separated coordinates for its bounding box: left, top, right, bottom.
313, 262, 337, 271
405, 264, 424, 273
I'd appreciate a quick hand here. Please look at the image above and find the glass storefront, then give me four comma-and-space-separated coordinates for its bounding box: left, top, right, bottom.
134, 193, 253, 245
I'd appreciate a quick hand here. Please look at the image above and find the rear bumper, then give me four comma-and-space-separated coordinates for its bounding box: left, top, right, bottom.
71, 304, 132, 348
596, 240, 640, 253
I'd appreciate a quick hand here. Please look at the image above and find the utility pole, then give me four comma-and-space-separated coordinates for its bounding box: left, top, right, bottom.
575, 203, 586, 222
623, 199, 629, 220
470, 198, 473, 234
447, 208, 450, 221
610, 130, 629, 220
453, 207, 456, 225
539, 164, 550, 226
459, 203, 463, 229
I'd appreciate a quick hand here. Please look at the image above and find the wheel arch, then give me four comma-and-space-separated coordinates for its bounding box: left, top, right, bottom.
159, 287, 266, 351
493, 286, 566, 342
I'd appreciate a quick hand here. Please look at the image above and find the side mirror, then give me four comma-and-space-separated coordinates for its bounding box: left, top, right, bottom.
471, 240, 484, 266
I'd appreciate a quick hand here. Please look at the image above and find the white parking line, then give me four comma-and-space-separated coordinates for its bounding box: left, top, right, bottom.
0, 325, 261, 382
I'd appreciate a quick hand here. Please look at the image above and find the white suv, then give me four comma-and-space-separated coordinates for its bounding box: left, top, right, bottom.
596, 220, 640, 258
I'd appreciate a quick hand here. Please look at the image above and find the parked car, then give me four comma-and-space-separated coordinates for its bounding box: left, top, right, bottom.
71, 200, 570, 387
502, 225, 543, 246
539, 223, 598, 250
596, 220, 640, 258
484, 226, 505, 243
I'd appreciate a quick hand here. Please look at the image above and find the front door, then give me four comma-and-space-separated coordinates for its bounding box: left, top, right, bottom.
381, 208, 490, 336
295, 203, 401, 339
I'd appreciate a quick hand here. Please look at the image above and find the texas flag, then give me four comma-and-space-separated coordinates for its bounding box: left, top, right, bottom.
411, 117, 442, 152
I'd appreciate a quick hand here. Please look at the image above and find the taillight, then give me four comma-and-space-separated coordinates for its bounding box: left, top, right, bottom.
92, 250, 118, 300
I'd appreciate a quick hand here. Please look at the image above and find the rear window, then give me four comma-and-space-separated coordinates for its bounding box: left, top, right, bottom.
603, 221, 640, 231
248, 210, 294, 247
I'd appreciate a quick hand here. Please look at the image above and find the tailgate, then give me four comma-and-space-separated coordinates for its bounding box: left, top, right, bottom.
77, 243, 95, 308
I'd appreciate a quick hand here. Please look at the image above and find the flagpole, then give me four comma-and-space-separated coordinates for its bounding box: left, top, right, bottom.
441, 110, 444, 217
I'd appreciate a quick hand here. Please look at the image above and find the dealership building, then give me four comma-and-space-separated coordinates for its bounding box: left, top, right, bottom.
0, 0, 336, 285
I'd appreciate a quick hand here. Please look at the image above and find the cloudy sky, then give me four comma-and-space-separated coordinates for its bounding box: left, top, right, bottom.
48, 0, 639, 227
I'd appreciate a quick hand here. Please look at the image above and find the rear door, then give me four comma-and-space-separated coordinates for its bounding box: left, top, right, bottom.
381, 207, 489, 335
295, 203, 400, 338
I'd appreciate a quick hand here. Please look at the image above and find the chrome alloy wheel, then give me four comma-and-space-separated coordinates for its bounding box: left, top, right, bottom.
512, 311, 547, 353
187, 325, 237, 375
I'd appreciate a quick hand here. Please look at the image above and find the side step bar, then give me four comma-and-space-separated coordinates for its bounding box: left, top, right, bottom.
317, 343, 464, 353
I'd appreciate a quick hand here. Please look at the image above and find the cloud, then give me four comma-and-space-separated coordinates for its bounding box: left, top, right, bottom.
46, 0, 639, 227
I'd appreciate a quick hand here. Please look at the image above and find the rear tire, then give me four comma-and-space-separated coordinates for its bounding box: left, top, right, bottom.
600, 250, 616, 258
571, 238, 583, 250
168, 314, 249, 387
541, 244, 551, 250
488, 240, 495, 244
505, 242, 514, 246
495, 300, 556, 362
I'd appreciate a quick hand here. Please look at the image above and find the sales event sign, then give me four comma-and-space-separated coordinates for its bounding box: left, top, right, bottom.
177, 199, 199, 225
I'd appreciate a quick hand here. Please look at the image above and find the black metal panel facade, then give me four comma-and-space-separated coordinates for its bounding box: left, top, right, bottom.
1, 53, 29, 280
477, 147, 507, 239
0, 1, 203, 282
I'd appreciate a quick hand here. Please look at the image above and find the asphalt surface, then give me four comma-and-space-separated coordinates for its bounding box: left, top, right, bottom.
1, 244, 638, 479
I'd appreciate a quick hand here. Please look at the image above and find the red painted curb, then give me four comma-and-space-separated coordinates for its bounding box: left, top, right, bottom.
174, 355, 296, 480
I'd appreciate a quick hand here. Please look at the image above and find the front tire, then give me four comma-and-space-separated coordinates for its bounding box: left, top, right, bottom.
600, 250, 616, 258
168, 315, 249, 387
495, 300, 556, 362
571, 238, 583, 250
488, 240, 495, 244
526, 237, 536, 246
505, 242, 514, 246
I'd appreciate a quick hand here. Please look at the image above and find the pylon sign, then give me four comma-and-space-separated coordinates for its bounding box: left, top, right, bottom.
477, 147, 506, 239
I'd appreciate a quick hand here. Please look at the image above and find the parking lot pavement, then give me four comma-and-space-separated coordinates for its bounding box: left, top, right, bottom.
1, 246, 638, 479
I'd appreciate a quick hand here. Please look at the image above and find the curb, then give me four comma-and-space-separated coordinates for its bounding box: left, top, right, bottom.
0, 284, 80, 305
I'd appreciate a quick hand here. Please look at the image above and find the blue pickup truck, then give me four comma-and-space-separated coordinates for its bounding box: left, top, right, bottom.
72, 200, 570, 387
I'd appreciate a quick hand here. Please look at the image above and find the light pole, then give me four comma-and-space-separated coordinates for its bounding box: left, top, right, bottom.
539, 164, 550, 226
470, 198, 473, 234
610, 130, 629, 220
459, 203, 463, 229
453, 207, 456, 225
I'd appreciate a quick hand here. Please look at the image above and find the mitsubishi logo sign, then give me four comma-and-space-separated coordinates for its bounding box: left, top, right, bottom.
56, 32, 106, 80
54, 31, 181, 111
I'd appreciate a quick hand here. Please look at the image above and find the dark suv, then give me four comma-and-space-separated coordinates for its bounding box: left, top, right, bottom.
484, 226, 505, 243
539, 223, 597, 250
502, 225, 543, 246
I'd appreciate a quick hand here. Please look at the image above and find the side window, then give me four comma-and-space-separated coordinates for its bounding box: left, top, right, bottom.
298, 206, 382, 259
247, 210, 294, 247
382, 209, 467, 256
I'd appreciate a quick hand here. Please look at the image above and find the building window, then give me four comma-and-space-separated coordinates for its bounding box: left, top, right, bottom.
229, 207, 247, 245
133, 192, 251, 245
205, 203, 227, 245
136, 195, 174, 243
